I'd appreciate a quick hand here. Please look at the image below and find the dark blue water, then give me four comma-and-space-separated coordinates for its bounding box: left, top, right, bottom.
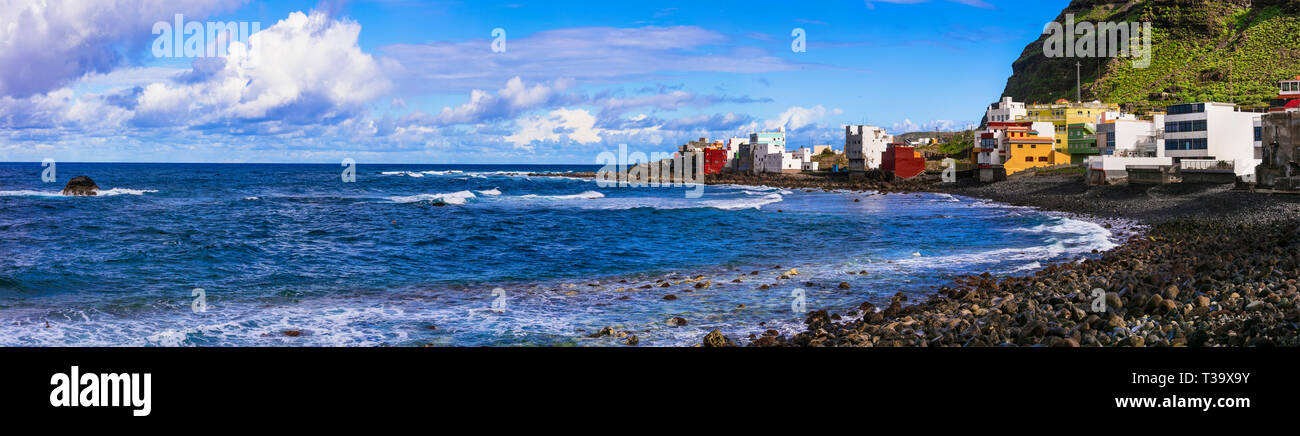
0, 163, 1119, 346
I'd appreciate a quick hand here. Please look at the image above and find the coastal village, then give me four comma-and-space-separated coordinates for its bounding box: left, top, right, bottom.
659, 78, 1300, 348
664, 77, 1300, 194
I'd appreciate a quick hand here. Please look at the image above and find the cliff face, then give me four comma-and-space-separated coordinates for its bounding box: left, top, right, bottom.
1001, 0, 1300, 109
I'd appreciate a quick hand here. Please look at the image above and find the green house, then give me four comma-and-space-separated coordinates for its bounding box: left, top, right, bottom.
1066, 123, 1098, 164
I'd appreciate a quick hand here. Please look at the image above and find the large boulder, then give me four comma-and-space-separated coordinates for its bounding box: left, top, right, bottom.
701, 330, 735, 347
61, 176, 99, 196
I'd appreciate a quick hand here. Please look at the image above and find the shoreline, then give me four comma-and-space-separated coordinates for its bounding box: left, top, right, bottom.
694, 171, 1300, 347
523, 169, 1300, 347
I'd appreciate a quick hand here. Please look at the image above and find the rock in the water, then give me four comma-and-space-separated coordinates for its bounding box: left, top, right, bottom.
702, 330, 735, 347
61, 176, 99, 196
666, 317, 687, 327
588, 326, 615, 338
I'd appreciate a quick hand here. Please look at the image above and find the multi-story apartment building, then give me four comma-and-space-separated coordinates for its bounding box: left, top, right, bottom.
1002, 124, 1061, 174
738, 131, 785, 173
972, 121, 1061, 178
725, 137, 748, 170
1089, 116, 1171, 183
1163, 102, 1261, 178
1067, 123, 1098, 164
1018, 99, 1120, 159
984, 96, 1026, 124
845, 125, 892, 173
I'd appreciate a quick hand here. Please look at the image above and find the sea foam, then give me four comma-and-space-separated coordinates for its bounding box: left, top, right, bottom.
389, 190, 477, 205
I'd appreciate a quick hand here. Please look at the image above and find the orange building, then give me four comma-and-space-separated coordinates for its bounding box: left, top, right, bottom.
1003, 124, 1065, 174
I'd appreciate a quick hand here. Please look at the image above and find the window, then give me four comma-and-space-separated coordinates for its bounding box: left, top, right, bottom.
1164, 138, 1209, 150
1255, 126, 1263, 141
1165, 120, 1206, 133
1167, 103, 1205, 115
1025, 156, 1033, 162
1031, 144, 1037, 148
1039, 157, 1048, 162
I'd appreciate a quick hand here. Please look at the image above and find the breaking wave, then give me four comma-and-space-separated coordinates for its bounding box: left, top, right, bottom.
388, 190, 477, 205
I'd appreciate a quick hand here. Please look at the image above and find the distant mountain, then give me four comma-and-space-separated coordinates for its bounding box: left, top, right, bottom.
1001, 0, 1300, 110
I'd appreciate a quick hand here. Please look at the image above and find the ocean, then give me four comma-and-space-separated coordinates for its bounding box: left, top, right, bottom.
0, 162, 1120, 346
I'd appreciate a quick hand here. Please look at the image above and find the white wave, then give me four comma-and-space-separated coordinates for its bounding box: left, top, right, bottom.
379, 171, 425, 178
519, 191, 605, 200
0, 188, 156, 197
891, 216, 1117, 271
389, 190, 477, 205
0, 190, 61, 197
932, 193, 961, 202
476, 188, 502, 196
1008, 262, 1043, 273
243, 196, 260, 201
466, 171, 531, 177
698, 192, 783, 210
98, 188, 158, 196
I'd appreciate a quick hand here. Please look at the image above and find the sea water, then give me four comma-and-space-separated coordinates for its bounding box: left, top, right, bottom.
0, 163, 1119, 346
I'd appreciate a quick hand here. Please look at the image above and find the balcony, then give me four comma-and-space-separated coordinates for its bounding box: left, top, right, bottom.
1180, 159, 1234, 172
1067, 141, 1099, 155
1133, 140, 1159, 156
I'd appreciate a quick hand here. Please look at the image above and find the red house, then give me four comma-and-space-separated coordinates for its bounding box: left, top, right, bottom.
882, 143, 925, 179
704, 148, 729, 175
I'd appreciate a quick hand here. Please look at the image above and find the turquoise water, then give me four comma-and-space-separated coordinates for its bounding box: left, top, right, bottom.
0, 163, 1118, 346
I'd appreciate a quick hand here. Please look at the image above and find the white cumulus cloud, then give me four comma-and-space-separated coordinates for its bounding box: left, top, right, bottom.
0, 0, 241, 97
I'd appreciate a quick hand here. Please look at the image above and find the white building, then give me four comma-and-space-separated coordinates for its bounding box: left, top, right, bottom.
1163, 102, 1261, 177
1087, 116, 1171, 183
748, 130, 820, 174
724, 137, 748, 170
742, 131, 786, 174
845, 125, 891, 172
984, 97, 1027, 124
1098, 117, 1164, 157
790, 147, 814, 161
761, 152, 802, 174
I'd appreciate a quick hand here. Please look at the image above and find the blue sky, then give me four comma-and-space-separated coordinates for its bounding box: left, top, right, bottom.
0, 0, 1070, 163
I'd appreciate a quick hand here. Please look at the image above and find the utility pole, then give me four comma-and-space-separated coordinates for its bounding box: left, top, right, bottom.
1076, 61, 1082, 102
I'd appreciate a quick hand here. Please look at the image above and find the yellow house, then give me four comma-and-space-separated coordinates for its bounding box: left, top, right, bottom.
1003, 125, 1065, 174
1019, 99, 1119, 155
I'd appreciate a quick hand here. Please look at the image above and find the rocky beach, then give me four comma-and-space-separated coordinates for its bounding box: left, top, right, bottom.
698, 171, 1300, 347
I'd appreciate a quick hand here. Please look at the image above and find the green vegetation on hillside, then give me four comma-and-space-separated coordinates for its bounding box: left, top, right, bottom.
938, 131, 974, 155
1003, 0, 1300, 111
